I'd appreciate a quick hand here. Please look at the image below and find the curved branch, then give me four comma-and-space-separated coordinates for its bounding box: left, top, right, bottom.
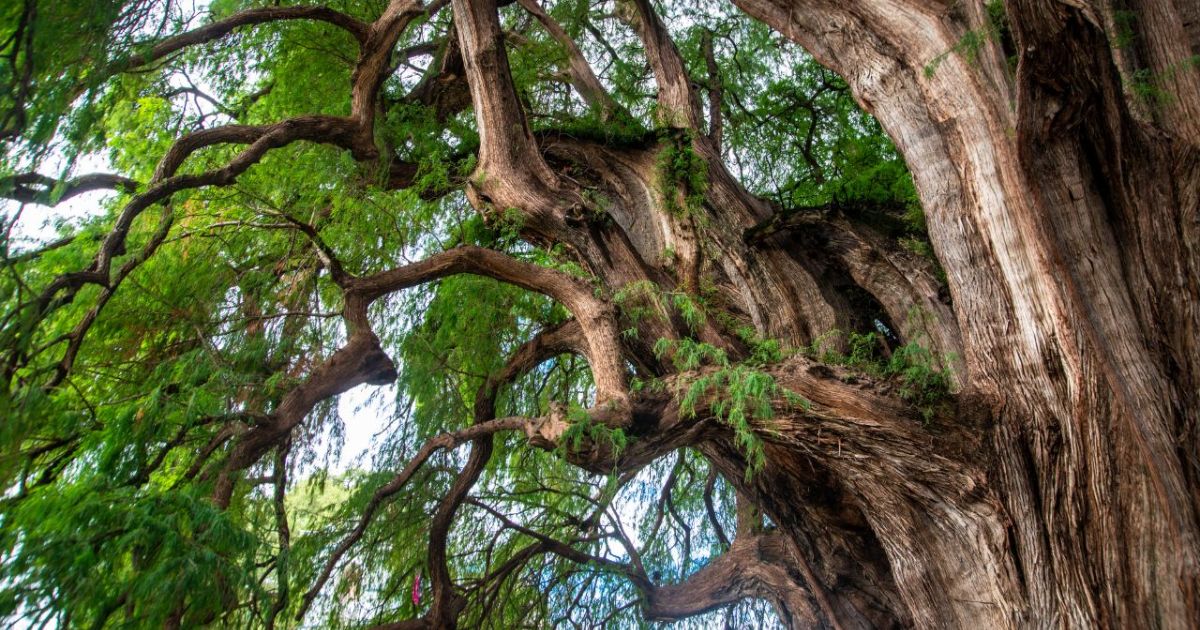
350, 0, 426, 130
642, 533, 816, 625
1, 172, 138, 206
117, 6, 370, 72
426, 436, 492, 625
213, 244, 632, 509
350, 247, 629, 414
18, 120, 357, 382
465, 498, 631, 575
296, 415, 535, 618
8, 1, 427, 383
211, 330, 397, 506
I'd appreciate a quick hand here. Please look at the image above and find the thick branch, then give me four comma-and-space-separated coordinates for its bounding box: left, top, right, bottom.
214, 244, 630, 511
350, 247, 629, 414
118, 6, 370, 71
643, 533, 815, 625
350, 0, 425, 131
452, 0, 558, 193
212, 331, 397, 506
619, 0, 701, 128
9, 1, 427, 384
1, 172, 138, 206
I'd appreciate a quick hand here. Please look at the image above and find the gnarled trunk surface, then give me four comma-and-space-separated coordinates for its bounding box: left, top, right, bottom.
5, 0, 1199, 626
724, 0, 1200, 625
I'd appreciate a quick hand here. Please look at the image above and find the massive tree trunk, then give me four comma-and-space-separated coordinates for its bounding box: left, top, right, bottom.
724, 0, 1200, 625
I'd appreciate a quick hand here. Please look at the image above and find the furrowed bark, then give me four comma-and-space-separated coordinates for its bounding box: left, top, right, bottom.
730, 0, 1200, 624
452, 0, 559, 202
643, 533, 816, 627
13, 0, 1200, 625
619, 0, 702, 128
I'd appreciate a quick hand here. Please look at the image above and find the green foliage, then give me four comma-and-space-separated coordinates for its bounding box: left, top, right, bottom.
1125, 55, 1200, 106
654, 338, 803, 481
656, 131, 709, 219
0, 482, 258, 627
0, 0, 930, 627
558, 406, 629, 458
613, 279, 709, 333
1112, 10, 1139, 49
810, 329, 954, 422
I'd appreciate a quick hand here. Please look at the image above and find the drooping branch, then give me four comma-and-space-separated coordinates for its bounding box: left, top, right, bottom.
350, 246, 629, 414
115, 5, 370, 70
425, 436, 494, 627
296, 415, 535, 618
465, 497, 635, 577
0, 172, 139, 206
312, 318, 620, 628
50, 203, 176, 383
20, 120, 356, 383
4, 1, 430, 384
424, 320, 591, 628
211, 243, 631, 509
265, 445, 291, 630
211, 330, 397, 506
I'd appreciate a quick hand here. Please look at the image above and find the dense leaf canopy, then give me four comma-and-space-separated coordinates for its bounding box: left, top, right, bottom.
0, 0, 929, 627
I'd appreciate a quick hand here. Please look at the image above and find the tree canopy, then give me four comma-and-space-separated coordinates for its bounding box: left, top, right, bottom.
5, 0, 1197, 627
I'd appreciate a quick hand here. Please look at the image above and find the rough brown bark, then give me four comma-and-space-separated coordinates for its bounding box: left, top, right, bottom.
727, 0, 1200, 625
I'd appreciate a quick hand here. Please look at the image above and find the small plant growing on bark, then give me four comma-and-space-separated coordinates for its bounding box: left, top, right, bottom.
811, 329, 953, 422
654, 338, 806, 480
656, 131, 709, 219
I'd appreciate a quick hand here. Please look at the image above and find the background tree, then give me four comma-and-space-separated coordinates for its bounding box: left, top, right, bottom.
0, 0, 1196, 628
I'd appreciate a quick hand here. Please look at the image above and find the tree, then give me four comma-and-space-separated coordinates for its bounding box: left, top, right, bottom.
0, 0, 1196, 626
